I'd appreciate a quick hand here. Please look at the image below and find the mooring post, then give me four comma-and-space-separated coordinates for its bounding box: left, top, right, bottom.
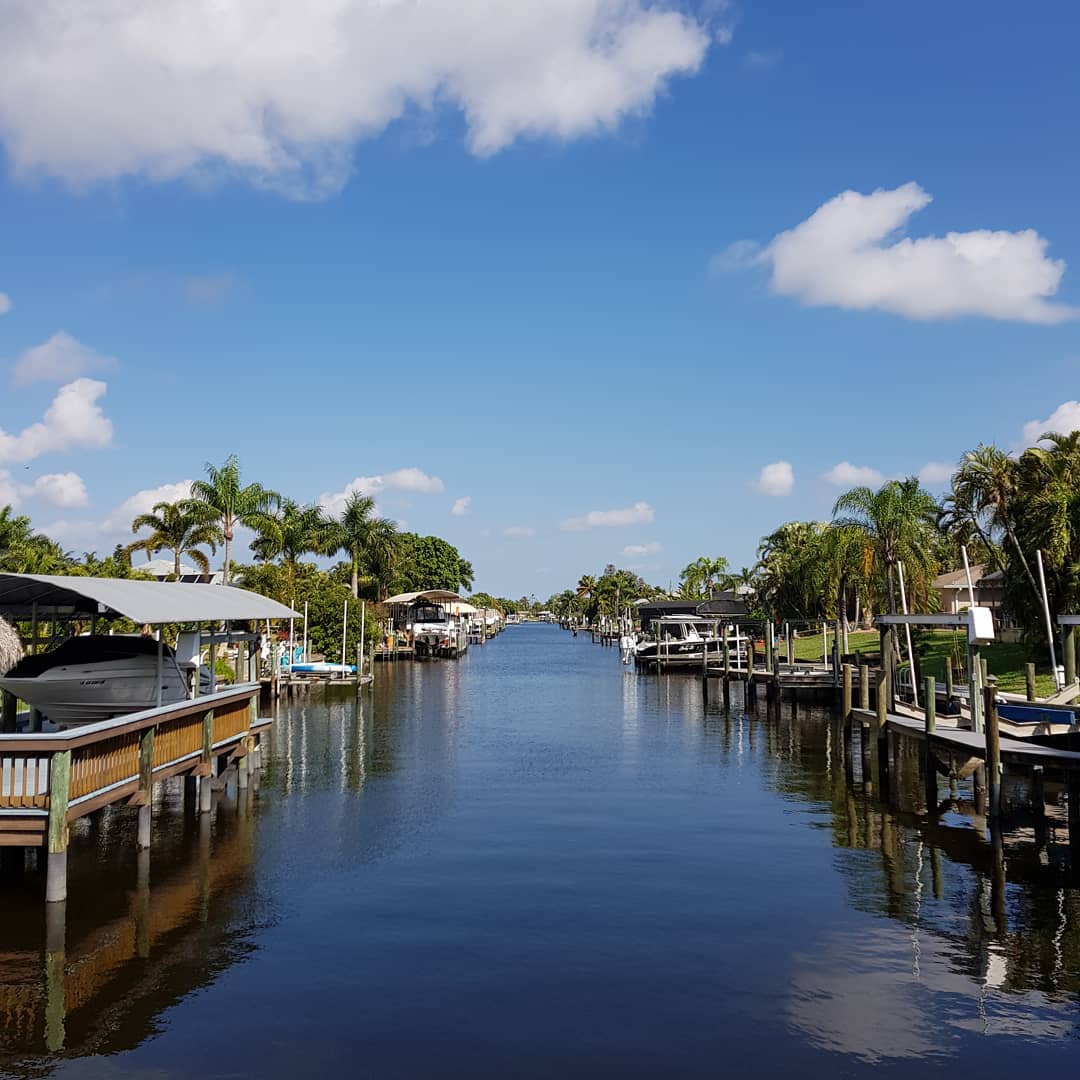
199, 710, 214, 813
722, 636, 731, 710
859, 663, 869, 712
842, 663, 852, 722
876, 666, 889, 789
46, 750, 71, 904
1032, 765, 1047, 848
137, 726, 154, 850
1025, 663, 1037, 703
984, 684, 1001, 819
945, 662, 954, 710
44, 899, 66, 1052
924, 675, 937, 811
1063, 624, 1077, 690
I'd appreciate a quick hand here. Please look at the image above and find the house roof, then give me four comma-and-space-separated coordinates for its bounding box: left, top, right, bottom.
0, 573, 298, 623
934, 565, 987, 589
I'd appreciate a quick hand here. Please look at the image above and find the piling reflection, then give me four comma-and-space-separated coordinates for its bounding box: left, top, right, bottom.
0, 794, 259, 1062
693, 687, 1080, 1057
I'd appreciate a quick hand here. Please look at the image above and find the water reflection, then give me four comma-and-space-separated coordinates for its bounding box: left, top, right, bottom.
0, 631, 1077, 1075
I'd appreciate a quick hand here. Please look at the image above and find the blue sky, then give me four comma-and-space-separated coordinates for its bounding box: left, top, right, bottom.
0, 1, 1077, 596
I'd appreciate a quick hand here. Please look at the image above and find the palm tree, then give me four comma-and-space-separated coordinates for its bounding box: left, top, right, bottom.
323, 493, 401, 598
250, 499, 330, 582
127, 501, 222, 578
185, 456, 279, 584
950, 443, 1039, 599
679, 556, 731, 599
833, 478, 941, 614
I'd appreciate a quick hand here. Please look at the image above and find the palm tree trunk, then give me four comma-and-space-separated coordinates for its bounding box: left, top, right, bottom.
351, 553, 359, 599
174, 550, 181, 579
886, 561, 897, 615
1005, 525, 1042, 603
223, 534, 231, 585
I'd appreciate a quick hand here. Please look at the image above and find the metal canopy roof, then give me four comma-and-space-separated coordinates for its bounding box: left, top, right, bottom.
0, 574, 298, 623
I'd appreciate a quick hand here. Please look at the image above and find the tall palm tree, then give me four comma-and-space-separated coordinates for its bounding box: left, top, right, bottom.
323, 492, 401, 598
250, 499, 330, 581
185, 456, 279, 584
128, 501, 222, 578
833, 478, 940, 614
950, 443, 1039, 599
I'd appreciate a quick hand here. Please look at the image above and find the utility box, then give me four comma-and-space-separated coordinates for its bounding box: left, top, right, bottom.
967, 607, 995, 645
175, 631, 202, 669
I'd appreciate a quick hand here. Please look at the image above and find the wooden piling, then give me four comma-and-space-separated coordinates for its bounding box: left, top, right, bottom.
137, 727, 154, 850
984, 685, 1001, 818
923, 676, 936, 734
859, 663, 869, 712
924, 675, 937, 811
842, 663, 852, 721
199, 710, 214, 813
46, 750, 71, 904
1064, 624, 1077, 690
1025, 663, 1037, 703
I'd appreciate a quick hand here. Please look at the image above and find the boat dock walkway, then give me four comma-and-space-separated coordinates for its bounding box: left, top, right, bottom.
0, 683, 269, 905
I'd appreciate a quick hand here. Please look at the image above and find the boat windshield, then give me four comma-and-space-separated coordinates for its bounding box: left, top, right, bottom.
412, 604, 447, 624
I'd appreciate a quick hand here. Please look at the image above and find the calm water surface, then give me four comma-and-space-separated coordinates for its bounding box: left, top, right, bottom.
1, 623, 1079, 1077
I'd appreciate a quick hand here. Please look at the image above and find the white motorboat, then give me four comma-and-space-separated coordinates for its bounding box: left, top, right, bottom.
635, 615, 727, 668
0, 635, 200, 726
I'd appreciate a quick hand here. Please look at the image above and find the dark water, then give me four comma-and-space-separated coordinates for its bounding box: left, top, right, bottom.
1, 623, 1079, 1077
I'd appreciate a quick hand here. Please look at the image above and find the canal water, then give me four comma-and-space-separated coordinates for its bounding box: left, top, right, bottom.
1, 622, 1079, 1077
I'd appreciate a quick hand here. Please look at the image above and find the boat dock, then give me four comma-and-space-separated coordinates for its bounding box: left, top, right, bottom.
0, 683, 268, 904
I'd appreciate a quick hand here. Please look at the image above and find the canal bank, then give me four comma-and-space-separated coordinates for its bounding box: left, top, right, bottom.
1, 622, 1079, 1077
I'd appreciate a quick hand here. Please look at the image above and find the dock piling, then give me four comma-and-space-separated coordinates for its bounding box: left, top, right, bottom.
46, 750, 71, 904
984, 685, 1001, 818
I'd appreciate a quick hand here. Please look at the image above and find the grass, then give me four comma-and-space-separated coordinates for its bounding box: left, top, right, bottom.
780, 628, 1057, 697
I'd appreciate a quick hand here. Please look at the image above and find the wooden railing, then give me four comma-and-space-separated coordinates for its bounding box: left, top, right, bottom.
0, 685, 262, 837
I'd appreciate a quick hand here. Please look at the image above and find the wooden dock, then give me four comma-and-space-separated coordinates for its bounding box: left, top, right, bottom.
0, 684, 268, 904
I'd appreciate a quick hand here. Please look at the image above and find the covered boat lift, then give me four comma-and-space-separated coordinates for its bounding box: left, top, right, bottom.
0, 573, 297, 905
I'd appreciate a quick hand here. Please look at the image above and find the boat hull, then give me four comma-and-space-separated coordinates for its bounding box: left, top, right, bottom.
0, 657, 189, 726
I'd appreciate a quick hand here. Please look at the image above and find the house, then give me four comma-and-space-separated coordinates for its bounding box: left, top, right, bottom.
137, 558, 224, 585
934, 565, 1005, 614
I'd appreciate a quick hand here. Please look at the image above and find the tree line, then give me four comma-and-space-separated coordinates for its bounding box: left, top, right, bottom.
548, 430, 1080, 645
0, 455, 477, 661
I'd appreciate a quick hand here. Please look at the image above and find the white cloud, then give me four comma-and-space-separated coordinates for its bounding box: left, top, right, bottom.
27, 472, 88, 508
728, 183, 1077, 324
825, 462, 884, 488
12, 331, 119, 385
503, 526, 534, 538
0, 293, 11, 315
0, 471, 19, 506
623, 541, 662, 556
918, 461, 954, 487
451, 496, 471, 517
0, 378, 113, 464
319, 468, 444, 516
0, 1, 713, 197
1022, 401, 1080, 448
755, 461, 794, 496
100, 479, 194, 535
561, 501, 655, 531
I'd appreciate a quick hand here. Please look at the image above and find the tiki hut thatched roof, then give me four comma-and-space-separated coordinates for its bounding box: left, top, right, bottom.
0, 616, 22, 676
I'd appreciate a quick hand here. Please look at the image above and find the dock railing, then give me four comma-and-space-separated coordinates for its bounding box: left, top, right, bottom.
0, 684, 264, 902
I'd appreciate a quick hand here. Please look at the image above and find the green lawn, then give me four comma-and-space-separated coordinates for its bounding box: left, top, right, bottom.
780, 628, 1056, 697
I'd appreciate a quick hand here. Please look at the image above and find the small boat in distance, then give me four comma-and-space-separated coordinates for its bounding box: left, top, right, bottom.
0, 635, 202, 726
